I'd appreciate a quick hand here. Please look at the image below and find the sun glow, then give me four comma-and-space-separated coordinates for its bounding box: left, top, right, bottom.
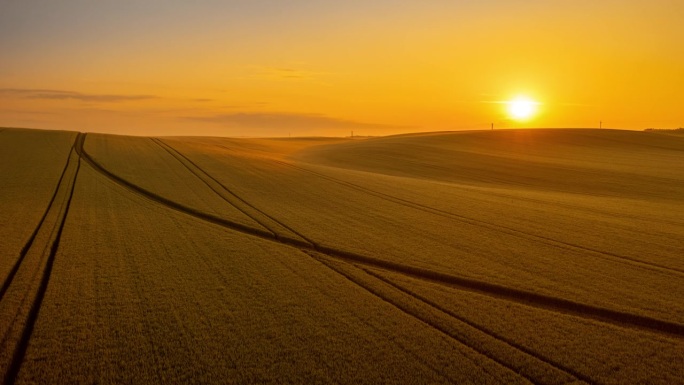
507, 97, 539, 121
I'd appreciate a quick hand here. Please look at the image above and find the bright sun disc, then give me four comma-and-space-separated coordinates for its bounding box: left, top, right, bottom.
507, 97, 538, 121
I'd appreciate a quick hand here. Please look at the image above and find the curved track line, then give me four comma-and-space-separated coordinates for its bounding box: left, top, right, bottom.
363, 267, 595, 384
309, 253, 576, 385
77, 136, 684, 339
3, 134, 83, 384
215, 142, 683, 262
0, 133, 78, 302
157, 139, 316, 246
263, 156, 684, 277
151, 138, 276, 238
217, 141, 684, 227
316, 245, 684, 339
153, 138, 314, 247
76, 135, 279, 243
103, 139, 591, 382
155, 141, 579, 382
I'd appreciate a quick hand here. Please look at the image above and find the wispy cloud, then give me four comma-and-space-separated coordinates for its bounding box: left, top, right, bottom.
186, 112, 409, 130
0, 88, 158, 102
245, 66, 331, 83
0, 109, 61, 116
266, 68, 315, 80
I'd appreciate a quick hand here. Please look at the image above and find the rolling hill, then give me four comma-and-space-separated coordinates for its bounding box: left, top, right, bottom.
1, 127, 682, 384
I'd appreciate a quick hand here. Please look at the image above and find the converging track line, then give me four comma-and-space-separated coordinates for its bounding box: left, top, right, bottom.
153, 138, 315, 248
2, 133, 83, 384
152, 140, 579, 381
217, 142, 684, 226
76, 136, 684, 340
361, 267, 595, 384
0, 134, 78, 303
151, 138, 277, 238
265, 156, 684, 277
76, 135, 275, 241
307, 252, 586, 385
156, 141, 583, 382
213, 142, 683, 275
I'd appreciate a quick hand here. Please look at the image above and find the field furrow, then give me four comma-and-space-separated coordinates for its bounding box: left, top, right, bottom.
83, 134, 264, 231
0, 137, 77, 302
163, 138, 684, 325
208, 138, 684, 233
361, 267, 594, 384
80, 134, 684, 338
373, 270, 684, 385
15, 163, 526, 384
76, 137, 275, 241
154, 138, 312, 247
0, 129, 77, 284
291, 132, 684, 268
307, 253, 586, 385
294, 129, 684, 199
314, 243, 684, 338
262, 157, 684, 276
288, 161, 684, 271
0, 135, 82, 383
2, 127, 682, 384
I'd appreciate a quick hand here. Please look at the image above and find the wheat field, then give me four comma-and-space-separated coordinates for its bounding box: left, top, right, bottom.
0, 127, 682, 384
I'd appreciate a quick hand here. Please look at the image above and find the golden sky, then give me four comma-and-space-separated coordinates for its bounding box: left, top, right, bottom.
1, 1, 682, 136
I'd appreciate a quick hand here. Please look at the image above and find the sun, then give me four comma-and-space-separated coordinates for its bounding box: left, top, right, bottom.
507, 96, 539, 121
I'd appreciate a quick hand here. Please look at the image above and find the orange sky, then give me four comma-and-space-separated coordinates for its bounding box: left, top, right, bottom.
1, 1, 682, 136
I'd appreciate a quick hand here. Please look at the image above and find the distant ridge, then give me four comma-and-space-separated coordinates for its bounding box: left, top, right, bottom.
645, 127, 684, 134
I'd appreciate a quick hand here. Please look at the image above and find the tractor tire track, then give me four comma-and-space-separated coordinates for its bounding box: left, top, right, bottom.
152, 138, 313, 248
151, 139, 560, 382
215, 142, 684, 226
362, 267, 596, 385
306, 252, 583, 385
0, 133, 78, 302
90, 139, 598, 382
80, 139, 600, 382
76, 134, 277, 243
150, 138, 276, 238
1, 133, 83, 384
314, 245, 684, 339
264, 157, 684, 277
214, 142, 683, 273
77, 137, 684, 339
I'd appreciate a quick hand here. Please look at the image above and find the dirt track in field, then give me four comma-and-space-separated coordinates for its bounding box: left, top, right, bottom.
1, 127, 682, 384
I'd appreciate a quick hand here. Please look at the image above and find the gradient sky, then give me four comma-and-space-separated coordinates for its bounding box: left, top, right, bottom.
1, 0, 682, 136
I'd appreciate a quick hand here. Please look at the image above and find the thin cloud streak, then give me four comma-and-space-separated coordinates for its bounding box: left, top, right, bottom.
244, 66, 333, 84
0, 109, 61, 115
0, 88, 158, 102
186, 112, 411, 130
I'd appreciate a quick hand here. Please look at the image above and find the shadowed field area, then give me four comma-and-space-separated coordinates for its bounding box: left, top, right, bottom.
0, 127, 682, 384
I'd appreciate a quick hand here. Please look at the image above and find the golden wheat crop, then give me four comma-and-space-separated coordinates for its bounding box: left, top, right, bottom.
1, 127, 682, 384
